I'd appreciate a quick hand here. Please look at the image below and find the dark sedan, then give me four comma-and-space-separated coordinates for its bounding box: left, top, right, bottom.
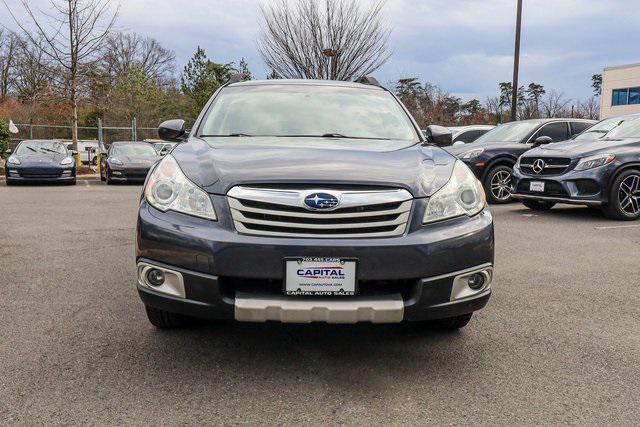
5, 140, 76, 185
446, 118, 596, 203
100, 141, 159, 184
512, 113, 640, 220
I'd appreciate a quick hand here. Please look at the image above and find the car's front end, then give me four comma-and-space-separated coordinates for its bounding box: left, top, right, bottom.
107, 158, 155, 183
135, 80, 495, 328
511, 151, 617, 206
105, 143, 159, 183
511, 115, 640, 211
6, 142, 76, 185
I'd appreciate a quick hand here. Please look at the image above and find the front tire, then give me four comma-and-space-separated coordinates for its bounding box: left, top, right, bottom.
144, 305, 191, 329
484, 165, 513, 204
522, 200, 555, 211
105, 167, 114, 185
602, 169, 640, 220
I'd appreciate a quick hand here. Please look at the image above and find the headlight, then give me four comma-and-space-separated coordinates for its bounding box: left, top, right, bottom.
144, 155, 217, 221
7, 156, 20, 165
424, 160, 486, 223
110, 157, 123, 165
60, 157, 73, 165
574, 154, 615, 171
460, 148, 484, 159
515, 156, 522, 169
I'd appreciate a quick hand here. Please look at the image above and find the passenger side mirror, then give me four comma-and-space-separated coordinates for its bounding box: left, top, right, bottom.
425, 125, 453, 147
532, 136, 553, 147
158, 119, 186, 142
69, 150, 78, 156
5, 149, 12, 155
453, 140, 466, 146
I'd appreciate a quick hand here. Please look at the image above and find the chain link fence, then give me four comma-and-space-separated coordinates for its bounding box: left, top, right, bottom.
8, 118, 159, 150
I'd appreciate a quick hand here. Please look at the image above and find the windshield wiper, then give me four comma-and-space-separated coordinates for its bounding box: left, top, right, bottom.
200, 133, 253, 137
320, 133, 391, 140
40, 148, 58, 153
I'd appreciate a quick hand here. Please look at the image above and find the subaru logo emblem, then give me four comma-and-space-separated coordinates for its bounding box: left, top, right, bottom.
303, 193, 339, 210
532, 159, 546, 174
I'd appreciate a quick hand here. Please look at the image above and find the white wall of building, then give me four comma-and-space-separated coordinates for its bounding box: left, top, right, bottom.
600, 63, 640, 119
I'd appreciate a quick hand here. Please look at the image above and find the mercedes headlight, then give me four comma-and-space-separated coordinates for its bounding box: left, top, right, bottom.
460, 148, 484, 159
424, 160, 486, 223
7, 155, 20, 165
60, 157, 73, 165
144, 155, 217, 220
110, 157, 123, 165
574, 154, 615, 171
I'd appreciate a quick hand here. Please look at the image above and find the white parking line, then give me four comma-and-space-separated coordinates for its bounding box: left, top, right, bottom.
595, 224, 640, 230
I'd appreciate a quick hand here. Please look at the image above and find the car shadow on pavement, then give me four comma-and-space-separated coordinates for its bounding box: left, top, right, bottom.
133, 320, 481, 390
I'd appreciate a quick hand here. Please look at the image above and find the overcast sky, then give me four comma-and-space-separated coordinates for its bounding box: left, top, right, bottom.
3, 0, 637, 103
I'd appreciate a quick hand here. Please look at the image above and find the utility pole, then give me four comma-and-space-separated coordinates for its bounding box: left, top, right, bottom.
511, 0, 523, 121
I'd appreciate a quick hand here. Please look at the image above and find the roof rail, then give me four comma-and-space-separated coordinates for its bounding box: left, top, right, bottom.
227, 73, 246, 84
354, 75, 381, 87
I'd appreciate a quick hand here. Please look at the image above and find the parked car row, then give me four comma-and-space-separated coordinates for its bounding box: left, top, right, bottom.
438, 114, 640, 220
4, 139, 179, 186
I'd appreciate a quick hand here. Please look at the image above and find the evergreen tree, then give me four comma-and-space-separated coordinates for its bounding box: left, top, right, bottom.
181, 47, 233, 114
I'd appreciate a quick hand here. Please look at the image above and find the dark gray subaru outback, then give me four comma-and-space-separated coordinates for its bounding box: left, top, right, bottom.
136, 78, 494, 330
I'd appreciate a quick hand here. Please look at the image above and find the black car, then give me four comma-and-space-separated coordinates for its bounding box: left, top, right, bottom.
5, 139, 77, 185
512, 113, 640, 220
446, 118, 596, 203
99, 141, 159, 184
135, 78, 493, 330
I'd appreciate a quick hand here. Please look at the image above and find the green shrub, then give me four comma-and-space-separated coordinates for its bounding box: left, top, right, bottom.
0, 119, 9, 159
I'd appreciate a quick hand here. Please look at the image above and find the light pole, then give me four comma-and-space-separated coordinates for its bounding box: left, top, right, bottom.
322, 48, 337, 80
511, 0, 523, 121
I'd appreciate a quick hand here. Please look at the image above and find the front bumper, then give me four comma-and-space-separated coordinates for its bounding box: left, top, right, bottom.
108, 166, 151, 182
136, 198, 494, 323
5, 166, 75, 183
511, 165, 613, 205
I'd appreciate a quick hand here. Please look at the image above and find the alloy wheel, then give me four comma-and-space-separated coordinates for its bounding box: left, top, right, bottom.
618, 173, 640, 216
490, 170, 512, 201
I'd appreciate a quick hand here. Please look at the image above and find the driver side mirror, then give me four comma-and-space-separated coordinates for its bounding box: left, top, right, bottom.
69, 150, 78, 156
158, 119, 186, 142
532, 136, 553, 147
453, 140, 466, 146
425, 125, 453, 147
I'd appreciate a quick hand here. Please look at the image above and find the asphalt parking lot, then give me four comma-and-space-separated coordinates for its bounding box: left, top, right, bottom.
1, 183, 639, 425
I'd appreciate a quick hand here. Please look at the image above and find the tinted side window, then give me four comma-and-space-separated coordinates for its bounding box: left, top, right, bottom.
570, 122, 592, 136
453, 130, 484, 143
534, 122, 569, 142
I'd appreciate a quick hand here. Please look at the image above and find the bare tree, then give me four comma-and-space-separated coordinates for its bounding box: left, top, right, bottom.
257, 0, 391, 80
575, 96, 600, 120
0, 29, 20, 101
540, 90, 571, 118
101, 32, 175, 83
3, 0, 118, 156
12, 37, 55, 105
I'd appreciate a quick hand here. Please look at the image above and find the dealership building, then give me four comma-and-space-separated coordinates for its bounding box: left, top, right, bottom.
600, 63, 640, 119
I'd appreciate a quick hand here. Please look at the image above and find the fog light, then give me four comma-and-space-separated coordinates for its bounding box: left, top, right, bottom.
467, 273, 485, 290
146, 269, 165, 287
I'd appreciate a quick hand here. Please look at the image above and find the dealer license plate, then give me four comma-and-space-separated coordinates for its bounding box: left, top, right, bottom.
284, 257, 357, 296
529, 181, 545, 192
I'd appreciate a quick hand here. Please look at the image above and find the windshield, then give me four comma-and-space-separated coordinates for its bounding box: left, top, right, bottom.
16, 140, 67, 155
199, 84, 418, 141
111, 144, 157, 156
473, 121, 541, 144
574, 116, 640, 140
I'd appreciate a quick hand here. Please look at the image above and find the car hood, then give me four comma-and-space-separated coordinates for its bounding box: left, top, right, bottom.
171, 137, 457, 197
446, 141, 524, 156
113, 155, 158, 165
524, 138, 640, 158
16, 152, 68, 166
